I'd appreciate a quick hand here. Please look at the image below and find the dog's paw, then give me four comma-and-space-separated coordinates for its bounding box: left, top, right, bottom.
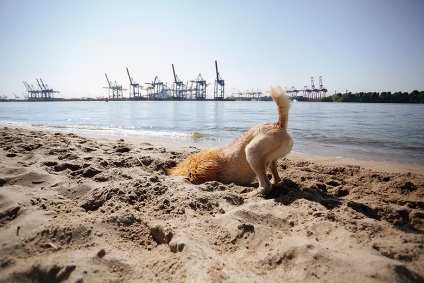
245, 187, 269, 198
272, 177, 281, 185
245, 190, 262, 198
258, 185, 272, 195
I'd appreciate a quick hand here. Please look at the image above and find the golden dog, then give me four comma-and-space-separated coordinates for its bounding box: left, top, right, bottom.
168, 85, 293, 196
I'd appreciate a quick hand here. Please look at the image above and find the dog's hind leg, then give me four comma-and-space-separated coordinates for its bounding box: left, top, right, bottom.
245, 140, 273, 195
248, 160, 271, 195
270, 160, 281, 184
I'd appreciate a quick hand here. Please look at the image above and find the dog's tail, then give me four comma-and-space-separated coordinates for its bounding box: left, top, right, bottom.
271, 85, 290, 130
167, 148, 222, 184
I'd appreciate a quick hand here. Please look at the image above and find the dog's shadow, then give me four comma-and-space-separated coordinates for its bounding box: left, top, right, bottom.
265, 178, 342, 209
261, 178, 424, 235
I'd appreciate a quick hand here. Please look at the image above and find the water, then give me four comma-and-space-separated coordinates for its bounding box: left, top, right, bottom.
0, 101, 423, 164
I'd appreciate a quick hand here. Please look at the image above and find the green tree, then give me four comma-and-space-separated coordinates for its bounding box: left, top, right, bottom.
370, 92, 380, 103
332, 93, 342, 102
322, 96, 333, 102
392, 91, 406, 103
360, 92, 370, 102
419, 91, 424, 103
321, 90, 423, 103
380, 92, 391, 103
410, 90, 419, 103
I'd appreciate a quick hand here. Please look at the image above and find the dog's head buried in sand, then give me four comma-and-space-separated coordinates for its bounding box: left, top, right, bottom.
168, 85, 293, 197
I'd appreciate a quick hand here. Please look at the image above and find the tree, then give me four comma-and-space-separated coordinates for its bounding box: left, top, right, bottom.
370, 92, 380, 103
321, 90, 423, 103
360, 92, 370, 102
322, 96, 333, 102
380, 92, 391, 103
392, 92, 404, 103
410, 90, 419, 103
331, 93, 342, 102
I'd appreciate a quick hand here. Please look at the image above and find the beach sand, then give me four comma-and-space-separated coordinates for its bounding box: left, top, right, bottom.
0, 127, 423, 282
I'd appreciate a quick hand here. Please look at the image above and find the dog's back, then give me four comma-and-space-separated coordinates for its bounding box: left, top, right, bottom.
169, 85, 292, 192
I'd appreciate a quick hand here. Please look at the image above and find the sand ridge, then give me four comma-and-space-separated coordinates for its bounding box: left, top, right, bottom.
0, 127, 423, 282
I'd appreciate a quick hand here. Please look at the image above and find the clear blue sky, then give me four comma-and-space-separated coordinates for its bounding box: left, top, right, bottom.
1, 0, 423, 99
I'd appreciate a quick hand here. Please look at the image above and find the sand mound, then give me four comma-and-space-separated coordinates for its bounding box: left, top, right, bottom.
0, 127, 423, 282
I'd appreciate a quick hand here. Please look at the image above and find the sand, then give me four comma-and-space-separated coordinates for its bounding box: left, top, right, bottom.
0, 126, 423, 283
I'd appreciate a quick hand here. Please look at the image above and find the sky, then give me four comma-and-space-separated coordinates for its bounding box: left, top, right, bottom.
1, 0, 423, 99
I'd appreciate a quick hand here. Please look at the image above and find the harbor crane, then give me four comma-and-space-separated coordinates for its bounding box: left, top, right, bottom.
23, 81, 40, 99
104, 73, 125, 99
126, 68, 142, 100
172, 64, 185, 99
299, 78, 316, 100
288, 76, 327, 101
24, 81, 41, 100
286, 86, 299, 98
190, 74, 208, 100
23, 80, 58, 100
145, 76, 165, 100
303, 85, 312, 98
37, 78, 58, 100
36, 79, 44, 97
318, 76, 328, 99
214, 60, 224, 100
285, 87, 291, 96
311, 77, 321, 100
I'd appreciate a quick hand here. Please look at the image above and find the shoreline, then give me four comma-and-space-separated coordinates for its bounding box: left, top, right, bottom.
2, 124, 423, 175
0, 126, 423, 282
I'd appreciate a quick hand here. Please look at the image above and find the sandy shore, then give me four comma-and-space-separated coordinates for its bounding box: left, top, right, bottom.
0, 127, 423, 282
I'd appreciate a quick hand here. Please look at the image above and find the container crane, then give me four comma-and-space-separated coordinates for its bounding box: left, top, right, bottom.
286, 76, 329, 101
285, 87, 292, 97
303, 85, 312, 100
318, 76, 328, 100
126, 68, 141, 100
311, 77, 319, 100
40, 79, 48, 90
36, 79, 44, 96
23, 81, 38, 99
172, 64, 185, 99
214, 60, 224, 99
104, 73, 125, 99
145, 76, 164, 100
105, 73, 112, 89
290, 86, 299, 98
190, 74, 208, 100
39, 78, 57, 99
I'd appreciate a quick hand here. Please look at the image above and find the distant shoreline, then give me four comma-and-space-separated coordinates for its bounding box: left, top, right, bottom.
1, 98, 423, 103
0, 98, 238, 102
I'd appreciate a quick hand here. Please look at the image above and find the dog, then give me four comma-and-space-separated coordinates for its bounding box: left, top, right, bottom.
168, 85, 293, 196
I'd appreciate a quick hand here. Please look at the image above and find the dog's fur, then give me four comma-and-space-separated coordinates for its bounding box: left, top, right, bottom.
168, 85, 293, 195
